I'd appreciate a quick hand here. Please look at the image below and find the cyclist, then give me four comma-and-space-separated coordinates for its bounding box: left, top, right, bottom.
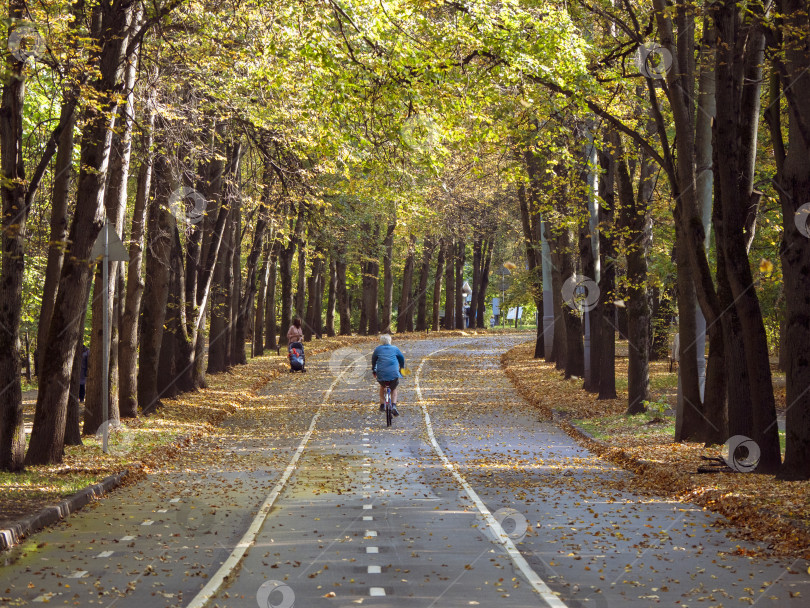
371, 334, 405, 416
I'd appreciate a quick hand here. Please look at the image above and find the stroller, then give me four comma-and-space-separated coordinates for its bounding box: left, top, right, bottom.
288, 341, 306, 373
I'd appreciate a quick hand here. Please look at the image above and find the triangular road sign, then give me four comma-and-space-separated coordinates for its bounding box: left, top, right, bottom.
91, 222, 129, 262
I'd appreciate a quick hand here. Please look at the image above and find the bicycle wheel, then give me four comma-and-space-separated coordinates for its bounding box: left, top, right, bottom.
385, 388, 393, 427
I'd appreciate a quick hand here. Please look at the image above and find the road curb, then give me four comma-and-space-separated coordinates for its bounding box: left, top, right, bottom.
0, 468, 132, 551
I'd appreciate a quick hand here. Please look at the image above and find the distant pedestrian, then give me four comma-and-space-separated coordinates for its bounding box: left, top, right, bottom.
286, 317, 304, 346
79, 344, 89, 402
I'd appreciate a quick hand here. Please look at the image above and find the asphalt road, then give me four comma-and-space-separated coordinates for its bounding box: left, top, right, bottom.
1, 334, 807, 607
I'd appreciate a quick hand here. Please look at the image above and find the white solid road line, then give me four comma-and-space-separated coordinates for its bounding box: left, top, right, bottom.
185, 367, 347, 608
415, 345, 569, 608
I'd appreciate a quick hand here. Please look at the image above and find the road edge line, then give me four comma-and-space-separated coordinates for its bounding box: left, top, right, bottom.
415, 346, 569, 608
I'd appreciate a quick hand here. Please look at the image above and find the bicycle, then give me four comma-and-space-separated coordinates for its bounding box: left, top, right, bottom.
383, 385, 393, 427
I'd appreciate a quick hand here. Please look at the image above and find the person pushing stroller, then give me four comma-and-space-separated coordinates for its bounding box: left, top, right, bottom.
371, 334, 405, 416
286, 317, 306, 373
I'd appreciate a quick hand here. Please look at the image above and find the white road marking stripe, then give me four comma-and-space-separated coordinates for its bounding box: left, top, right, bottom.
369, 587, 386, 596
157, 509, 167, 513
185, 367, 347, 608
366, 546, 379, 553
68, 570, 87, 578
365, 530, 377, 537
33, 593, 57, 602
363, 505, 372, 510
96, 551, 114, 558
415, 346, 569, 608
368, 565, 381, 574
119, 535, 135, 541
363, 516, 373, 521
169, 498, 181, 503
141, 520, 153, 526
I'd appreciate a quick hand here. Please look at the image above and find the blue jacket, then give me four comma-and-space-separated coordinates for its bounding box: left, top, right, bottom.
371, 344, 405, 381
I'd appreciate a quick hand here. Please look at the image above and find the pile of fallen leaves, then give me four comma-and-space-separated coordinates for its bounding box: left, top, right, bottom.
502, 341, 810, 559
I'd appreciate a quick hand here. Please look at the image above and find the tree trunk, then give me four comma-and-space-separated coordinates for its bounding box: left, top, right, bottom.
254, 238, 270, 356
477, 237, 493, 329
432, 239, 446, 331
265, 242, 280, 349
415, 239, 433, 331
454, 241, 465, 329
279, 240, 295, 343
119, 109, 154, 417
66, 278, 93, 447
304, 247, 325, 340
713, 1, 780, 471
381, 222, 396, 333
156, 229, 184, 399
366, 256, 380, 334
229, 188, 242, 365
771, 0, 810, 479
238, 170, 271, 357
674, 221, 704, 441
336, 254, 351, 335
65, 336, 86, 447
0, 1, 31, 470
326, 257, 337, 336
545, 214, 567, 368
579, 185, 601, 393
26, 1, 138, 465
470, 237, 482, 328
363, 226, 380, 334
397, 235, 417, 332
597, 138, 617, 400
208, 207, 233, 373
136, 154, 174, 416
616, 137, 652, 414
84, 46, 137, 434
295, 238, 306, 318
444, 239, 455, 329
37, 102, 75, 381
557, 223, 584, 378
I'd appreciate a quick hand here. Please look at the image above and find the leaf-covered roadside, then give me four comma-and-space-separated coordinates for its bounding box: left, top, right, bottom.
502, 342, 810, 559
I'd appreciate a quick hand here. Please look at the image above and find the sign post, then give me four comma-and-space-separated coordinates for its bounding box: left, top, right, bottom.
91, 222, 129, 453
